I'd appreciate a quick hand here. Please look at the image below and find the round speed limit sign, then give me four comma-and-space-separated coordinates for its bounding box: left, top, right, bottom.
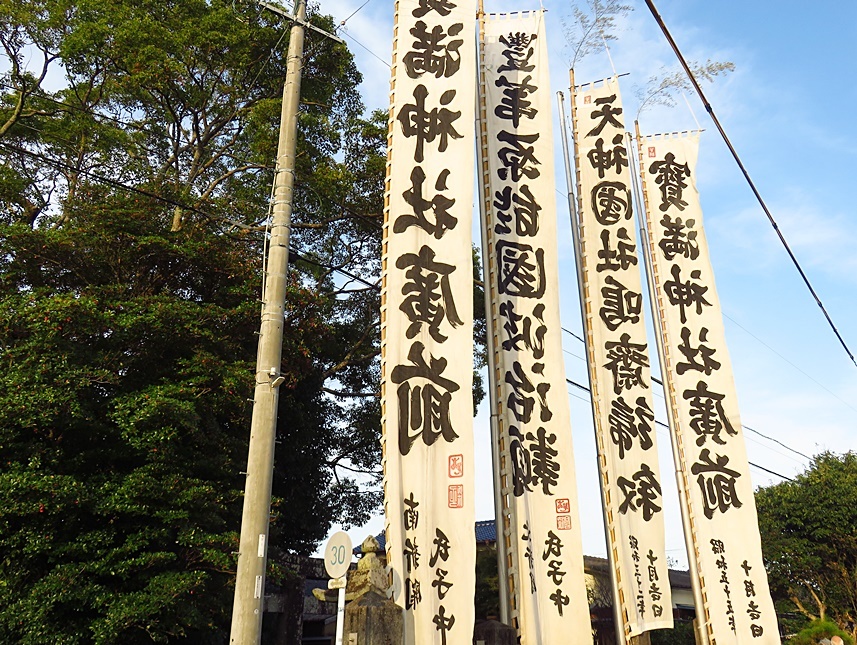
324, 531, 353, 580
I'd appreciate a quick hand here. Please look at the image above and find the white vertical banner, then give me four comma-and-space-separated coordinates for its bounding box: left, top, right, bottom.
571, 78, 673, 637
382, 0, 476, 643
638, 131, 779, 644
481, 12, 591, 643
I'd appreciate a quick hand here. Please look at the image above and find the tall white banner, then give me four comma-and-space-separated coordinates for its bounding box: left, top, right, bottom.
638, 131, 779, 644
572, 78, 673, 637
481, 12, 591, 643
382, 0, 476, 643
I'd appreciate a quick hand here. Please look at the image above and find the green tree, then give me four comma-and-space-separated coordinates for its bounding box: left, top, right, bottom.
0, 0, 388, 641
756, 451, 857, 639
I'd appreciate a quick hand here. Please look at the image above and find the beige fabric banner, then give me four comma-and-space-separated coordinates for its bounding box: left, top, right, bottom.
481, 12, 591, 643
382, 0, 477, 642
572, 77, 673, 637
638, 131, 779, 644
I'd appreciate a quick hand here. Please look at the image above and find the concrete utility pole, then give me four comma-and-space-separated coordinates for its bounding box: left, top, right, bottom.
230, 1, 344, 640
229, 0, 306, 641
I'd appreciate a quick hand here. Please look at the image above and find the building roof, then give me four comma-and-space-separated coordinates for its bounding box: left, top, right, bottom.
357, 519, 692, 588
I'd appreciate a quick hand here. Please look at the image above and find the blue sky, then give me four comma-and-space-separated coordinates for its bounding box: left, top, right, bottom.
319, 0, 857, 568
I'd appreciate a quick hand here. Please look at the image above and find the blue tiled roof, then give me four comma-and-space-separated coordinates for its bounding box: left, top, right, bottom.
353, 520, 692, 587
356, 519, 498, 554
475, 519, 497, 542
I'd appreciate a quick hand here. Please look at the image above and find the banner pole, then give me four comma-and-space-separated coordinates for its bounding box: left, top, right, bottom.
630, 123, 709, 645
560, 73, 626, 645
476, 0, 512, 625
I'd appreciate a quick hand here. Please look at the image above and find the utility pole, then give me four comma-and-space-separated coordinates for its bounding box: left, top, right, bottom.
229, 1, 341, 642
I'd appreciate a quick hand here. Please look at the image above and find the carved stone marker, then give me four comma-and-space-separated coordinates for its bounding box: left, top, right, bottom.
473, 618, 515, 645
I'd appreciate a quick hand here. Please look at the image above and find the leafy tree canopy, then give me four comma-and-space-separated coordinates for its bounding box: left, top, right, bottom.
756, 451, 857, 640
0, 0, 392, 640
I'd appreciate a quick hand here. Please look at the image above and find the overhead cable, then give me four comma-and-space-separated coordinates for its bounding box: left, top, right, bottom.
0, 142, 380, 292
565, 376, 797, 483
643, 0, 857, 369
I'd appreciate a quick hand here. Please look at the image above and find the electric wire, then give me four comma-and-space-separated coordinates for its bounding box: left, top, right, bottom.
338, 29, 391, 69
565, 376, 796, 482
562, 327, 812, 474
337, 0, 375, 29
722, 311, 857, 414
559, 325, 827, 464
643, 0, 857, 369
0, 140, 381, 292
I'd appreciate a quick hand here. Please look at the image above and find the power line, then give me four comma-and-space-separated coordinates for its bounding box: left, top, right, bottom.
643, 0, 857, 369
337, 0, 376, 28
0, 141, 380, 292
742, 424, 812, 462
723, 312, 857, 414
560, 327, 816, 464
564, 376, 797, 483
338, 28, 391, 69
561, 325, 586, 345
746, 462, 795, 483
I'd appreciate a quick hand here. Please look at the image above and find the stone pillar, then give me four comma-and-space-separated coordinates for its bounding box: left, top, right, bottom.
344, 589, 403, 645
313, 536, 403, 645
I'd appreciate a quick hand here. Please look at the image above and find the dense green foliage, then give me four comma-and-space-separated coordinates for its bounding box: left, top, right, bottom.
0, 0, 389, 641
650, 621, 695, 645
789, 619, 854, 645
756, 452, 857, 640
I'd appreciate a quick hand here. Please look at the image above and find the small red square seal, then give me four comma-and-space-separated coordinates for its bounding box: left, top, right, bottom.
448, 485, 464, 508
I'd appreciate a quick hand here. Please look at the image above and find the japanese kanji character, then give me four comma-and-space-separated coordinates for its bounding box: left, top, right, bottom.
659, 214, 699, 260
597, 227, 637, 272
499, 301, 546, 359
587, 133, 628, 178
403, 493, 419, 530
547, 559, 566, 585
497, 32, 537, 72
650, 152, 691, 212
395, 167, 457, 239
604, 332, 650, 394
404, 538, 420, 572
591, 180, 631, 225
600, 275, 642, 331
608, 395, 654, 459
497, 130, 540, 181
617, 463, 663, 521
527, 426, 560, 495
683, 381, 738, 446
396, 245, 462, 342
676, 326, 721, 376
505, 361, 550, 424
405, 578, 422, 609
391, 341, 460, 455
398, 84, 462, 163
413, 0, 455, 17
403, 21, 463, 79
494, 74, 538, 127
550, 588, 570, 616
663, 263, 711, 324
494, 184, 541, 236
586, 94, 623, 137
430, 528, 451, 567
497, 240, 546, 298
433, 606, 455, 645
432, 568, 453, 600
691, 449, 743, 519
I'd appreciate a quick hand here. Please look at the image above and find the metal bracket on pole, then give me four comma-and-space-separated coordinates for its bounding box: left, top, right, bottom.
258, 1, 345, 43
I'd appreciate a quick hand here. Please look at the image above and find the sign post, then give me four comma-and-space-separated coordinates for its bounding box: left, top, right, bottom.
324, 532, 352, 645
